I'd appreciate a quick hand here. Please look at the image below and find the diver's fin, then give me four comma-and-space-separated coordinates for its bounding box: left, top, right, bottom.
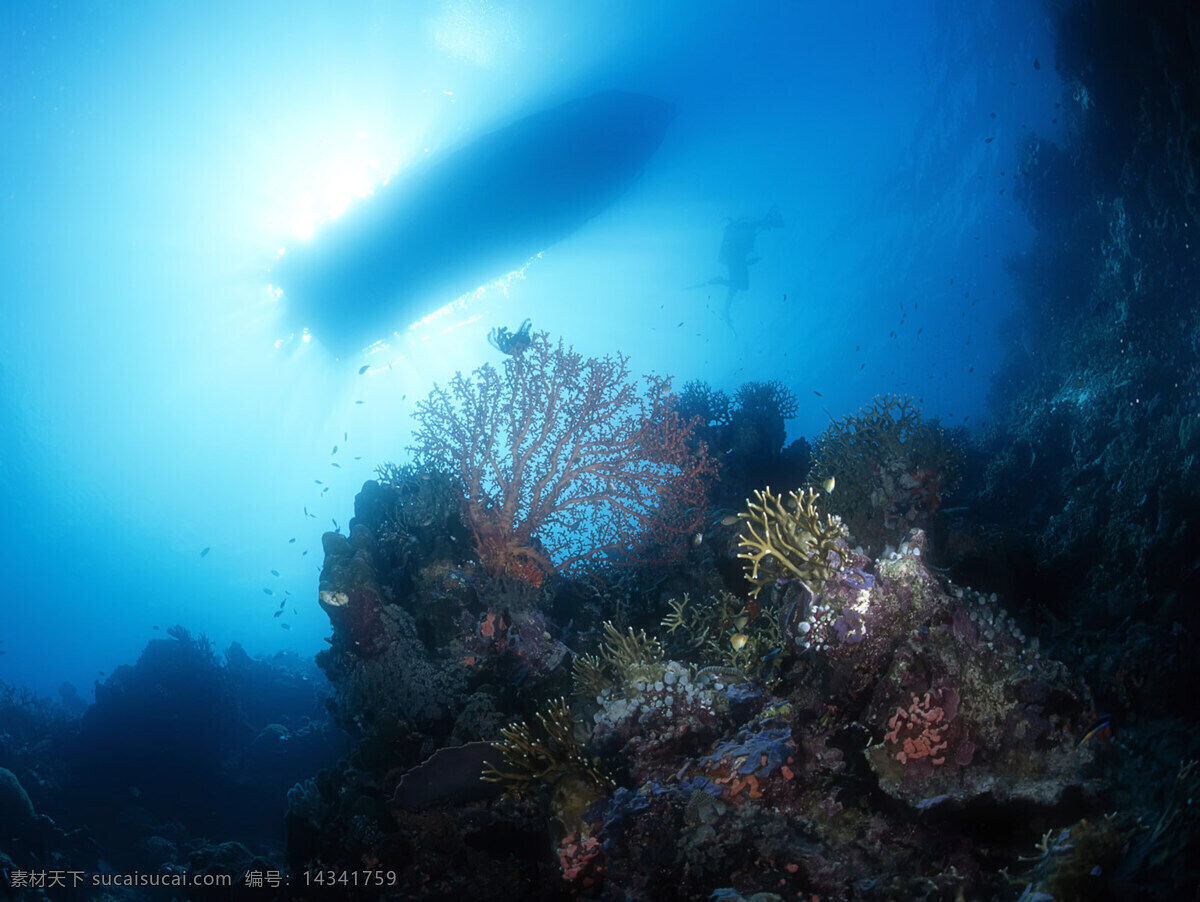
721, 289, 738, 334
683, 276, 727, 291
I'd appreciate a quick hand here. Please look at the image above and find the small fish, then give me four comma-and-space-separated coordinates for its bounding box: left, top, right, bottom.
354, 456, 362, 461
984, 136, 994, 143
263, 588, 274, 596
813, 390, 824, 398
293, 608, 297, 615
152, 625, 159, 630
344, 431, 348, 441
302, 550, 308, 556
271, 569, 280, 577
1077, 715, 1113, 747
730, 633, 749, 651
315, 479, 324, 485
691, 531, 704, 546
200, 547, 210, 557
332, 518, 339, 530
332, 445, 338, 455
720, 514, 740, 526
322, 486, 329, 494
1033, 57, 1040, 70
278, 600, 286, 610
823, 476, 836, 494
304, 506, 309, 518
274, 610, 283, 618
281, 623, 291, 630
732, 616, 748, 630
355, 400, 364, 405
331, 462, 341, 468
289, 537, 296, 543
358, 365, 369, 374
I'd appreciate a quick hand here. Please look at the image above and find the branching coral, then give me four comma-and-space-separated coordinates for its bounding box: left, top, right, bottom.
733, 380, 798, 421
600, 621, 663, 674
736, 486, 848, 596
481, 697, 613, 829
571, 652, 609, 700
1122, 759, 1200, 882
810, 394, 959, 552
411, 332, 717, 584
660, 592, 784, 679
572, 621, 665, 700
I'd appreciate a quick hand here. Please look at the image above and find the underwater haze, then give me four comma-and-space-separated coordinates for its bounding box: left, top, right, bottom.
1, 0, 1054, 698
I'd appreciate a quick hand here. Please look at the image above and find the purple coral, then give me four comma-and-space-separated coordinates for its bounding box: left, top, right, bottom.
702, 726, 795, 778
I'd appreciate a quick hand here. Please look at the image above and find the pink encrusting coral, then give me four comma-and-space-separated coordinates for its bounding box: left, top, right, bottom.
885, 691, 950, 765
557, 831, 603, 884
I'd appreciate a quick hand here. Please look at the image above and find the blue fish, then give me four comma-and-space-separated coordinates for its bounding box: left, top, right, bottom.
1077, 715, 1113, 746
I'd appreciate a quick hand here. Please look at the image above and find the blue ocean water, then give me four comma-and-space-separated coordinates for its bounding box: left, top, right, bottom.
6, 1, 1200, 898
0, 0, 1056, 699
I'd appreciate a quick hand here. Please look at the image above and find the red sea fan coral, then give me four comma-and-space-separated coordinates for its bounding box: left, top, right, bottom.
412, 332, 716, 583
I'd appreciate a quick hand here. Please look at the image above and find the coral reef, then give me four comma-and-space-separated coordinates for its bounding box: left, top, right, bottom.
0, 644, 337, 898
302, 460, 1117, 899
678, 378, 812, 509
660, 591, 785, 681
810, 394, 959, 554
9, 5, 1200, 899
735, 485, 849, 595
482, 697, 614, 833
411, 331, 716, 583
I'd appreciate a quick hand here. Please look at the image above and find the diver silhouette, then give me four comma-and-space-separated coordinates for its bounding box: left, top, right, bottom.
487, 317, 533, 355
688, 206, 784, 327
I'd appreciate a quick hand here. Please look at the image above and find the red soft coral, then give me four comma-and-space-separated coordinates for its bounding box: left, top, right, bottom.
413, 332, 716, 582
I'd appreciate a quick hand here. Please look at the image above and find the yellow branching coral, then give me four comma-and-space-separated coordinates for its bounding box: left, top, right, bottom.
571, 621, 666, 701
571, 652, 609, 700
661, 594, 721, 658
482, 698, 613, 830
736, 486, 848, 596
659, 591, 783, 679
600, 621, 663, 675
